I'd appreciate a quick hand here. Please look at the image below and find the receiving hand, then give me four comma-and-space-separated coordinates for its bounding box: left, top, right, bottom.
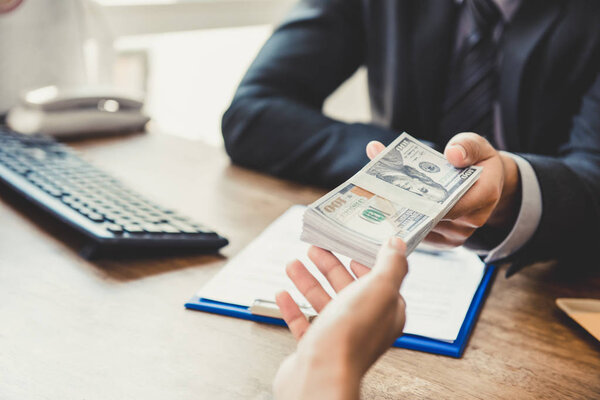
366, 132, 521, 249
273, 238, 408, 400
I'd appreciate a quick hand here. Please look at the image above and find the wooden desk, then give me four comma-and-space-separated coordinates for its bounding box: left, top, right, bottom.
1, 131, 599, 399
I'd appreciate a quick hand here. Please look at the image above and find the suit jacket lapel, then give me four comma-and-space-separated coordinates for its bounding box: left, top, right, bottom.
411, 0, 458, 144
499, 0, 561, 151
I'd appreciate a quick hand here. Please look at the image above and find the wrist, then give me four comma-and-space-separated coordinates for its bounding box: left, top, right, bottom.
299, 342, 362, 400
276, 338, 361, 400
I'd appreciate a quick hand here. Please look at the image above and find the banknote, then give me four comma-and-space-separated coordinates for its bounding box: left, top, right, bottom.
301, 132, 482, 267
365, 135, 478, 203
311, 183, 430, 244
351, 134, 481, 216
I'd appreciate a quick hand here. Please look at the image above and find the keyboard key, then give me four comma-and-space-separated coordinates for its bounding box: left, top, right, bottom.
104, 223, 124, 234
123, 224, 144, 233
87, 212, 104, 222
158, 224, 180, 234
141, 223, 163, 233
170, 221, 201, 233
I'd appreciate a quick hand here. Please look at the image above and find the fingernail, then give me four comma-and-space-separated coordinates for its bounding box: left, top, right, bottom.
285, 260, 298, 271
388, 237, 406, 252
449, 144, 467, 160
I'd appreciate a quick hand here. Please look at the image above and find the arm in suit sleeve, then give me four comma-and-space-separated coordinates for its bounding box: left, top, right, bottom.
506, 72, 600, 271
221, 0, 398, 187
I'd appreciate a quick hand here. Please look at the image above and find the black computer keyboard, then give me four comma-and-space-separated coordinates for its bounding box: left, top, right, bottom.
0, 127, 228, 258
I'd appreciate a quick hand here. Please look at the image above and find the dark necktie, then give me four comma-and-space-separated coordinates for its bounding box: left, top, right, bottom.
438, 0, 503, 147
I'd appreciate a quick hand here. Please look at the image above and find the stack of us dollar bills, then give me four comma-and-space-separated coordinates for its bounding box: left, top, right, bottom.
301, 132, 482, 267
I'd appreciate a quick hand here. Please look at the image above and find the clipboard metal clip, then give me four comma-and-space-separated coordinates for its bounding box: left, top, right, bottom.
249, 298, 316, 321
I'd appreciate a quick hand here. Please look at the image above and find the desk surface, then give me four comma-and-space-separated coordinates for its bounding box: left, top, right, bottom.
1, 132, 599, 399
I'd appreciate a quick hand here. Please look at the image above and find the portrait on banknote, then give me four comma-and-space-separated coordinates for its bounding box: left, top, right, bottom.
366, 143, 449, 203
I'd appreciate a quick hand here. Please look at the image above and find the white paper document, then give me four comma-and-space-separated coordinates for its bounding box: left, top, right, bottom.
197, 206, 485, 342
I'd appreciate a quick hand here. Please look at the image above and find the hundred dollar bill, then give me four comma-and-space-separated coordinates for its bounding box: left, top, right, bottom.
301, 132, 482, 267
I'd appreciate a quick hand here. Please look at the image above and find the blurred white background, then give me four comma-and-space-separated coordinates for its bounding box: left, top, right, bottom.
1, 0, 369, 146
101, 0, 370, 145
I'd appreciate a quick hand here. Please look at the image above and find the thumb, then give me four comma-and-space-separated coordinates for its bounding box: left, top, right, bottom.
444, 132, 497, 168
372, 237, 408, 288
366, 141, 386, 160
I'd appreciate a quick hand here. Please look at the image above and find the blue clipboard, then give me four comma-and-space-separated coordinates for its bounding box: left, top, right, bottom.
185, 264, 496, 358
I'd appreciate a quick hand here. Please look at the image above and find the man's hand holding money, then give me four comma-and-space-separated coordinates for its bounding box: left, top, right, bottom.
367, 132, 521, 249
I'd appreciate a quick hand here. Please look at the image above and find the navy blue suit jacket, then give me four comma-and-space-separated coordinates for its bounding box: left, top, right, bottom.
222, 0, 600, 268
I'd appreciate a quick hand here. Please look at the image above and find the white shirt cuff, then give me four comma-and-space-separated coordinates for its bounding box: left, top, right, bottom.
484, 153, 542, 263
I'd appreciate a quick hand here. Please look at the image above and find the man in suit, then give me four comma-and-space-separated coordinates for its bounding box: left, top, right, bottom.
222, 0, 600, 273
